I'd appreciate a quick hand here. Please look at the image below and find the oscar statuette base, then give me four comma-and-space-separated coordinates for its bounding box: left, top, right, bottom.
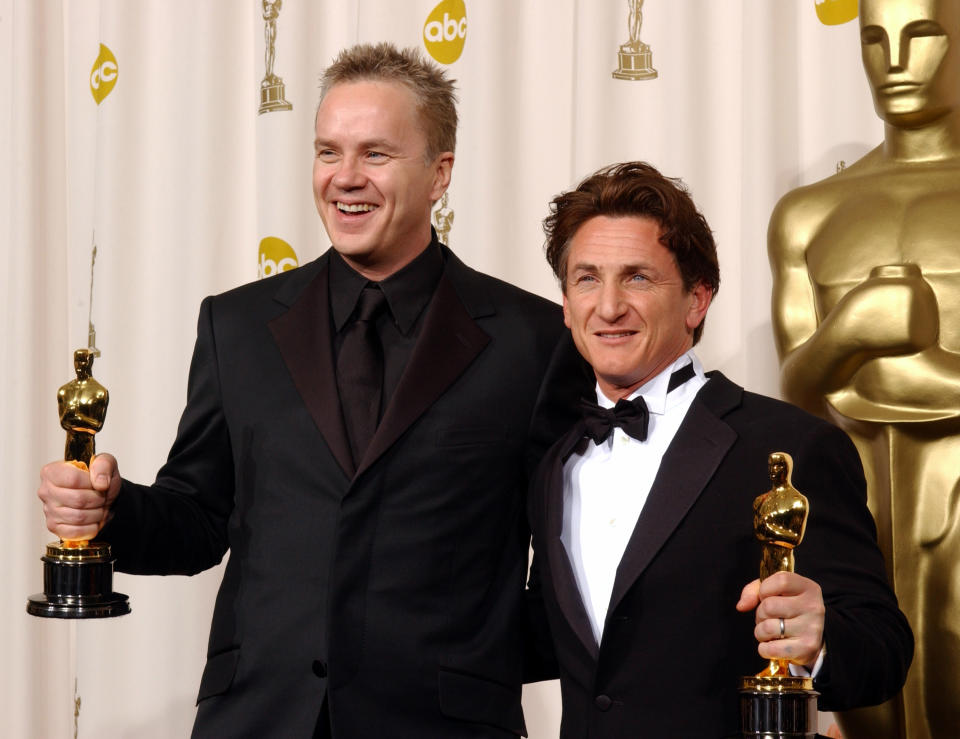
612, 43, 658, 80
259, 76, 292, 114
740, 675, 819, 738
27, 541, 130, 619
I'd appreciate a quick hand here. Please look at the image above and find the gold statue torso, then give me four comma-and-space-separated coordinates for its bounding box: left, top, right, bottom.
798, 155, 960, 424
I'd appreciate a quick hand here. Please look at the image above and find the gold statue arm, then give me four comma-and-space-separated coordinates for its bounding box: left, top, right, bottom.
768, 200, 859, 415
768, 196, 940, 415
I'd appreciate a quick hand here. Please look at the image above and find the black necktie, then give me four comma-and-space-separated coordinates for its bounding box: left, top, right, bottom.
580, 362, 697, 444
337, 285, 387, 466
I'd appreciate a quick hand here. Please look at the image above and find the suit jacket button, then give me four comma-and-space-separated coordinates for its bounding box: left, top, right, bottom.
312, 660, 328, 678
594, 694, 612, 711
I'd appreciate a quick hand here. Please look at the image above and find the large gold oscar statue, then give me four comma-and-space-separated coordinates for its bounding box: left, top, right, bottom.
768, 1, 960, 736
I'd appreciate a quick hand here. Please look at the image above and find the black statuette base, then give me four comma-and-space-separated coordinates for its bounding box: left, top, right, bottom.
740, 687, 819, 738
27, 541, 130, 619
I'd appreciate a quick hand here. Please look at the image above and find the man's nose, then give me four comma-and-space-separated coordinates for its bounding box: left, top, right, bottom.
332, 155, 365, 189
596, 283, 627, 321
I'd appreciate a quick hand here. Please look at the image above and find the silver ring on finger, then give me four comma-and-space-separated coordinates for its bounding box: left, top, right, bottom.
779, 617, 786, 639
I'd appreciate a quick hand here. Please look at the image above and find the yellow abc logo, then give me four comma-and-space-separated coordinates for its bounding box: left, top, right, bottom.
423, 0, 467, 65
90, 44, 118, 105
815, 0, 858, 26
258, 236, 299, 279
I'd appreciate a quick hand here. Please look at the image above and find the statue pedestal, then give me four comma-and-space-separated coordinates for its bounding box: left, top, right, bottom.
613, 43, 658, 80
259, 76, 292, 114
740, 675, 819, 738
27, 541, 130, 619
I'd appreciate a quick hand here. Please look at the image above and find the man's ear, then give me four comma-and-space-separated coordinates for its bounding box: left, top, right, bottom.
429, 152, 455, 201
685, 282, 712, 332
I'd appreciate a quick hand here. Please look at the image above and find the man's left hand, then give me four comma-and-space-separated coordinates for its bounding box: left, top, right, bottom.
736, 571, 825, 670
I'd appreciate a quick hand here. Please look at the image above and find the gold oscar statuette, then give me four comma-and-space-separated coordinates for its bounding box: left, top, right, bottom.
26, 348, 130, 618
258, 0, 292, 114
432, 191, 454, 246
739, 452, 818, 738
612, 0, 658, 81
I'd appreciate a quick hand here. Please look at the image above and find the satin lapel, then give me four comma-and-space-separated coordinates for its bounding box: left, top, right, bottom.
268, 259, 355, 478
545, 424, 601, 659
355, 272, 490, 478
607, 395, 737, 615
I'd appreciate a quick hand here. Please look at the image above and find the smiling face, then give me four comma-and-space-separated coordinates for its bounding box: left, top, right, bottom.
313, 80, 453, 280
562, 215, 712, 402
860, 0, 960, 126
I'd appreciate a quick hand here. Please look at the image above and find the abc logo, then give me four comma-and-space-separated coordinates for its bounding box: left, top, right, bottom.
423, 0, 467, 65
258, 236, 299, 279
815, 0, 857, 25
90, 44, 118, 105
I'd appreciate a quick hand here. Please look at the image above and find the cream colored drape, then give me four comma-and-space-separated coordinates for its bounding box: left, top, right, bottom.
2, 1, 877, 736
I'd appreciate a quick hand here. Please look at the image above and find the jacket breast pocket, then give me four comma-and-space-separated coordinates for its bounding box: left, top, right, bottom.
438, 668, 525, 736
196, 648, 241, 703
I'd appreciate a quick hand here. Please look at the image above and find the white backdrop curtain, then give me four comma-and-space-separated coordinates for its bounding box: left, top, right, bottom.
2, 1, 879, 736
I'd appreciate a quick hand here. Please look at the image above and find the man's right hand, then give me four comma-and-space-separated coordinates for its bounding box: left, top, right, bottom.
38, 454, 121, 541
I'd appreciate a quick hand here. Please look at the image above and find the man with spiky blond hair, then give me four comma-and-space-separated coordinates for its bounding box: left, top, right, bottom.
39, 42, 584, 737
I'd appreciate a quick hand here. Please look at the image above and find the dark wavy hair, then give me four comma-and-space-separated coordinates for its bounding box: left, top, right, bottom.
543, 161, 720, 343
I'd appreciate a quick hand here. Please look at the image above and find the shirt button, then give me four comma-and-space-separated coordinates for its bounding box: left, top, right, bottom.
594, 694, 612, 711
312, 660, 328, 678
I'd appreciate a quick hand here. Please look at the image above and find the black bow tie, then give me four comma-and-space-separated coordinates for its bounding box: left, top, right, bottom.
580, 395, 650, 444
579, 362, 697, 445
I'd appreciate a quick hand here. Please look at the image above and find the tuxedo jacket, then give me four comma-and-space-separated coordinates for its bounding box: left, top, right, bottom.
527, 372, 913, 738
101, 245, 586, 738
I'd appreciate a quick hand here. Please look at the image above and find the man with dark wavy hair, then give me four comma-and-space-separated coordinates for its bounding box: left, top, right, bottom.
526, 161, 912, 737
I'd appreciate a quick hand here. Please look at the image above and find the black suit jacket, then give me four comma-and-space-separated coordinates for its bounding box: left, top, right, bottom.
101, 245, 587, 738
527, 371, 912, 738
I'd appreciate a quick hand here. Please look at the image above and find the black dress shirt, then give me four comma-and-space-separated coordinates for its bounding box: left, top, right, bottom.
329, 236, 444, 420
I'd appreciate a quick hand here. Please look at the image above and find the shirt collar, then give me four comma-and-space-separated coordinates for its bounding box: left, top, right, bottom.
596, 350, 704, 415
329, 235, 444, 334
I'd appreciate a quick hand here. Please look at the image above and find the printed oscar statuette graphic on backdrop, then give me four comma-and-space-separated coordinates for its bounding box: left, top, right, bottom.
815, 0, 859, 26
27, 349, 130, 619
423, 0, 467, 65
258, 236, 299, 279
432, 192, 454, 246
739, 453, 817, 738
259, 0, 293, 114
90, 43, 118, 105
612, 0, 657, 81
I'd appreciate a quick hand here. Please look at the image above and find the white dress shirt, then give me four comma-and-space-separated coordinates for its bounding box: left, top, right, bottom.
561, 351, 706, 643
559, 350, 825, 676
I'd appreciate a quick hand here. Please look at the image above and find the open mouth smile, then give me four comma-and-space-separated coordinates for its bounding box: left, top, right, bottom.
336, 202, 378, 213
596, 330, 637, 339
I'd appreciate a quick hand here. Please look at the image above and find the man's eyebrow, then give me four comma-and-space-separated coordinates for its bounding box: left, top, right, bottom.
568, 261, 653, 273
359, 138, 396, 149
313, 137, 400, 152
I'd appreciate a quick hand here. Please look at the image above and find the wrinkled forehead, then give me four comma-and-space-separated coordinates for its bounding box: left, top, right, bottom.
860, 0, 955, 32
